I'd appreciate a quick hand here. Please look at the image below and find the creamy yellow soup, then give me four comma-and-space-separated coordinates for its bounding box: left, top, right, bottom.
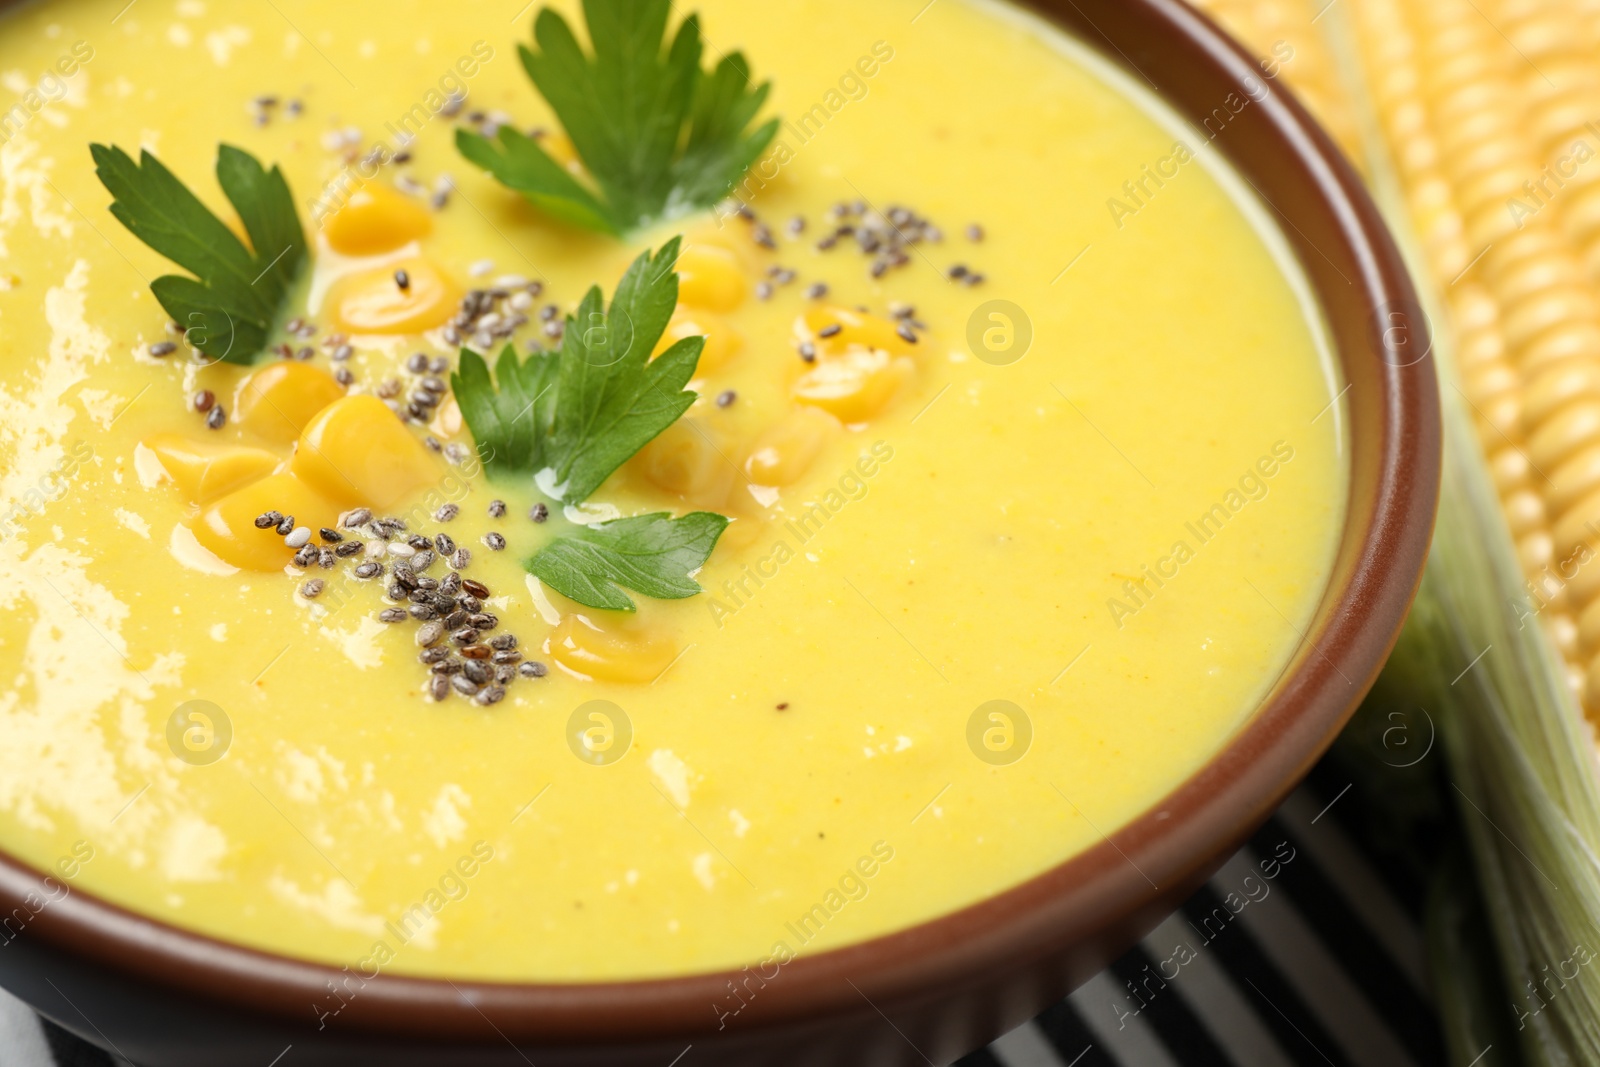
0, 0, 1346, 985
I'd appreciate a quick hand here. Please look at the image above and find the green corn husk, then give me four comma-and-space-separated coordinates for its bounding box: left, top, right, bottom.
1307, 6, 1600, 1058
1374, 378, 1600, 1065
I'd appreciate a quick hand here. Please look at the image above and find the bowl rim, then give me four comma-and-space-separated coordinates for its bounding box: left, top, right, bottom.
0, 0, 1440, 1049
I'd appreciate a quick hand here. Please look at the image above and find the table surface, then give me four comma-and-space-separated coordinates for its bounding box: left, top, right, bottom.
2, 762, 1443, 1067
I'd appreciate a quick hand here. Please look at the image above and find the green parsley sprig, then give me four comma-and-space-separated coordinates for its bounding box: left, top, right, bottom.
452, 236, 729, 611
456, 0, 779, 236
90, 144, 306, 365
528, 511, 729, 612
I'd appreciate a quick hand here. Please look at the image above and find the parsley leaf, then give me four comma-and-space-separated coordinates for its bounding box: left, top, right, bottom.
451, 237, 704, 503
528, 511, 729, 612
455, 0, 779, 236
91, 143, 306, 365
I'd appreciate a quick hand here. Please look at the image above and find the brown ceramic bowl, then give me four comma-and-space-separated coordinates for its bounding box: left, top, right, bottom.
0, 0, 1439, 1063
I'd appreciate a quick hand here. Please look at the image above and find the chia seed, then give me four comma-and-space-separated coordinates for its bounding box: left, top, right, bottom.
529, 503, 549, 523
428, 675, 451, 701
411, 549, 437, 572
341, 508, 373, 529
818, 323, 842, 339
334, 541, 363, 558
416, 621, 445, 647
492, 649, 523, 665
394, 269, 411, 291
716, 390, 736, 408
205, 405, 227, 430
435, 533, 457, 556
434, 504, 460, 524
378, 608, 408, 623
318, 549, 337, 569
496, 665, 517, 684
319, 527, 343, 543
449, 548, 472, 569
460, 644, 492, 661
276, 515, 296, 536
799, 342, 817, 363
293, 545, 317, 568
489, 634, 517, 651
488, 500, 507, 518
354, 562, 382, 580
451, 627, 480, 645
409, 604, 439, 621
301, 579, 325, 599
805, 282, 828, 300
475, 686, 506, 706
440, 572, 462, 596
254, 511, 283, 529
149, 341, 177, 357
483, 532, 506, 551
461, 579, 491, 599
896, 323, 918, 345
451, 675, 480, 696
519, 661, 548, 678
469, 613, 498, 631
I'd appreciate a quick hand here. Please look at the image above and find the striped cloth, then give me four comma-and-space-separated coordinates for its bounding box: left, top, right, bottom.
3, 763, 1441, 1067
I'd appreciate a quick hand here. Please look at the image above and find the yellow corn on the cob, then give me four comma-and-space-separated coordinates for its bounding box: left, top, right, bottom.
1197, 0, 1600, 726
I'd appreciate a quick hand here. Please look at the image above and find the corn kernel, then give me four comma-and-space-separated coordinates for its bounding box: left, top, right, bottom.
191, 472, 344, 572
233, 362, 347, 445
653, 306, 743, 374
674, 244, 747, 312
744, 406, 843, 486
289, 395, 441, 509
323, 182, 433, 257
327, 256, 461, 335
796, 306, 916, 358
143, 433, 282, 504
791, 349, 912, 423
633, 419, 736, 508
548, 614, 679, 683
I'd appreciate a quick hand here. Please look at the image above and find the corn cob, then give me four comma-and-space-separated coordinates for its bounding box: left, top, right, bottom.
1202, 0, 1600, 724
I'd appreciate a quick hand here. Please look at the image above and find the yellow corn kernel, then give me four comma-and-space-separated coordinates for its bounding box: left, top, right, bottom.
1529, 400, 1600, 469
547, 615, 678, 683
653, 306, 742, 374
322, 182, 433, 257
1549, 442, 1600, 513
191, 472, 343, 572
1579, 596, 1600, 654
327, 256, 461, 334
1549, 612, 1581, 658
796, 306, 916, 358
791, 349, 912, 423
633, 419, 736, 509
743, 406, 843, 486
674, 244, 747, 312
142, 433, 282, 504
289, 395, 440, 509
233, 362, 347, 445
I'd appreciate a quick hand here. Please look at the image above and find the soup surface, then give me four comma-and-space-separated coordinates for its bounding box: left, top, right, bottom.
0, 0, 1346, 982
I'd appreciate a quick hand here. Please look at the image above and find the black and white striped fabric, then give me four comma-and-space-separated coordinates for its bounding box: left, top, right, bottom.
3, 764, 1440, 1067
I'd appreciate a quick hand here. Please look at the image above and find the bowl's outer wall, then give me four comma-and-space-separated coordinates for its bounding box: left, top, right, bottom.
0, 0, 1440, 1064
